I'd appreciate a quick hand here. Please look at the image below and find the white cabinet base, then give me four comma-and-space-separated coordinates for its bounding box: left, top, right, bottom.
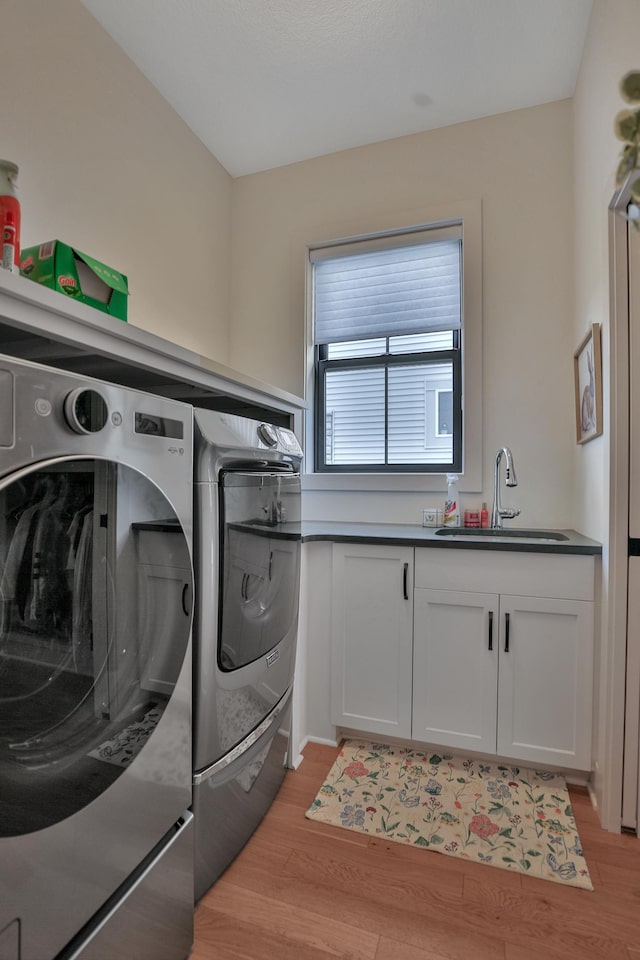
329, 544, 596, 772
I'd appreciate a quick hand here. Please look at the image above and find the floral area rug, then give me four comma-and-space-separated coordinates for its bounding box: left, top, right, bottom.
306, 740, 593, 890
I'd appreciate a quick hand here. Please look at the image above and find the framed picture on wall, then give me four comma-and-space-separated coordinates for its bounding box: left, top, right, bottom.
573, 323, 603, 444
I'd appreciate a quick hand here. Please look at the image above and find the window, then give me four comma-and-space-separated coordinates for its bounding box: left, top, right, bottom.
312, 226, 462, 473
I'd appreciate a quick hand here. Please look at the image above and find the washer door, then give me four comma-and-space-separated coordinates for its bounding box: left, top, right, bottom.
0, 457, 192, 837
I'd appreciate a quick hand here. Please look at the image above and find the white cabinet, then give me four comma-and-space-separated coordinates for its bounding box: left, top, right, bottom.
330, 543, 596, 770
331, 543, 413, 738
413, 550, 595, 770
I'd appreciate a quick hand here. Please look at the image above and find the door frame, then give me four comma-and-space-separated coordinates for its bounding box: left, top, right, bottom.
607, 171, 636, 832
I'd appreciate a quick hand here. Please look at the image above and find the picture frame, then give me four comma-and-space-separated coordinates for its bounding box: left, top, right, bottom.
573, 323, 603, 444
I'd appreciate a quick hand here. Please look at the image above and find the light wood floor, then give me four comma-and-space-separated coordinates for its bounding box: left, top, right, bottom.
192, 742, 640, 960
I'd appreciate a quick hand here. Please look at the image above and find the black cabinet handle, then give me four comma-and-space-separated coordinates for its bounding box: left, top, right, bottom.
488, 610, 493, 650
403, 563, 409, 600
241, 572, 248, 599
268, 551, 273, 581
504, 612, 510, 652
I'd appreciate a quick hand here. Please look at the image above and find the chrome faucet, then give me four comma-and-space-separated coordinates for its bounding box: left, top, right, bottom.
491, 446, 520, 528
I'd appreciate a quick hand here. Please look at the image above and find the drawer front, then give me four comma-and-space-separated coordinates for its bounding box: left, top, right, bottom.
414, 548, 595, 601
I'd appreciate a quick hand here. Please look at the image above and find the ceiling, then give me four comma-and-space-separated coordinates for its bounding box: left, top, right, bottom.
80, 0, 594, 178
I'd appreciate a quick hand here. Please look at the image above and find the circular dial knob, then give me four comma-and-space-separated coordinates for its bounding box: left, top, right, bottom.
257, 423, 279, 448
64, 388, 108, 434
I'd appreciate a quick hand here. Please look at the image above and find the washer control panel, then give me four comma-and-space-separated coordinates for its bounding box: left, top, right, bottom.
275, 426, 302, 455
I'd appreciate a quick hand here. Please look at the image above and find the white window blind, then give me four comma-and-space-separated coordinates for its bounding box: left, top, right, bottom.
312, 228, 462, 346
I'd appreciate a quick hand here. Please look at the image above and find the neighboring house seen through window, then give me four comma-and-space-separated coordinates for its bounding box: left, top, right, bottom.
312, 225, 463, 473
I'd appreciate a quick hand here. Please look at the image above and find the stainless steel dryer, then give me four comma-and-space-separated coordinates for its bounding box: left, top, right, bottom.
0, 354, 194, 960
192, 410, 302, 901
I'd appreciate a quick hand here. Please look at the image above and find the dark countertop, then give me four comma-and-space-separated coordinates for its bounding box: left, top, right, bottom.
298, 521, 602, 555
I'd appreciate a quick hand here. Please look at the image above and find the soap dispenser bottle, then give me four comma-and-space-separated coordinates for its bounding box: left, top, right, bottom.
444, 474, 460, 526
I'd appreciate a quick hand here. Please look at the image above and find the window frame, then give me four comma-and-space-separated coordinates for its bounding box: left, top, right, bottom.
302, 199, 482, 494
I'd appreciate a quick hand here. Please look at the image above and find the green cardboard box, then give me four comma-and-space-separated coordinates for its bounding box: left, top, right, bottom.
20, 240, 129, 321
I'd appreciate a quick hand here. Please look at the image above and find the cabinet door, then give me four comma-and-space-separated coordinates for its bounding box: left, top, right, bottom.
497, 595, 594, 769
331, 543, 413, 738
413, 589, 499, 753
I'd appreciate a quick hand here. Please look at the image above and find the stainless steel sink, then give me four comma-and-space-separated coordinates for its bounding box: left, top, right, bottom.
435, 527, 569, 543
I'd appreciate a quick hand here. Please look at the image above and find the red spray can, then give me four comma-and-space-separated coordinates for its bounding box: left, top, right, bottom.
0, 160, 20, 272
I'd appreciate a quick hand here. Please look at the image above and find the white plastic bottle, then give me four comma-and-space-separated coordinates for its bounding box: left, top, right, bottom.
444, 473, 460, 526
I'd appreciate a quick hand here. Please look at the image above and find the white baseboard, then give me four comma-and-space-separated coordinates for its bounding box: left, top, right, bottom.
291, 734, 340, 769
307, 735, 340, 747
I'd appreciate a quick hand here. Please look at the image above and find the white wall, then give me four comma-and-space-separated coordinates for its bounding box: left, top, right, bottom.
230, 101, 576, 527
3, 0, 232, 362
572, 0, 640, 829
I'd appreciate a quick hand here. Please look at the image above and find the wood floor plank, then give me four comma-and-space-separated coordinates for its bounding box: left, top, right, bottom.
505, 945, 635, 960
464, 873, 632, 959
191, 743, 640, 960
374, 936, 458, 960
282, 847, 464, 909
195, 910, 363, 960
576, 833, 640, 872
198, 883, 380, 960
279, 848, 504, 960
593, 858, 640, 892
210, 843, 503, 960
504, 946, 589, 960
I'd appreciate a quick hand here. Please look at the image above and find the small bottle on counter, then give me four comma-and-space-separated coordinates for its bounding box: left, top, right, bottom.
444, 474, 460, 526
464, 509, 480, 528
480, 502, 489, 528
